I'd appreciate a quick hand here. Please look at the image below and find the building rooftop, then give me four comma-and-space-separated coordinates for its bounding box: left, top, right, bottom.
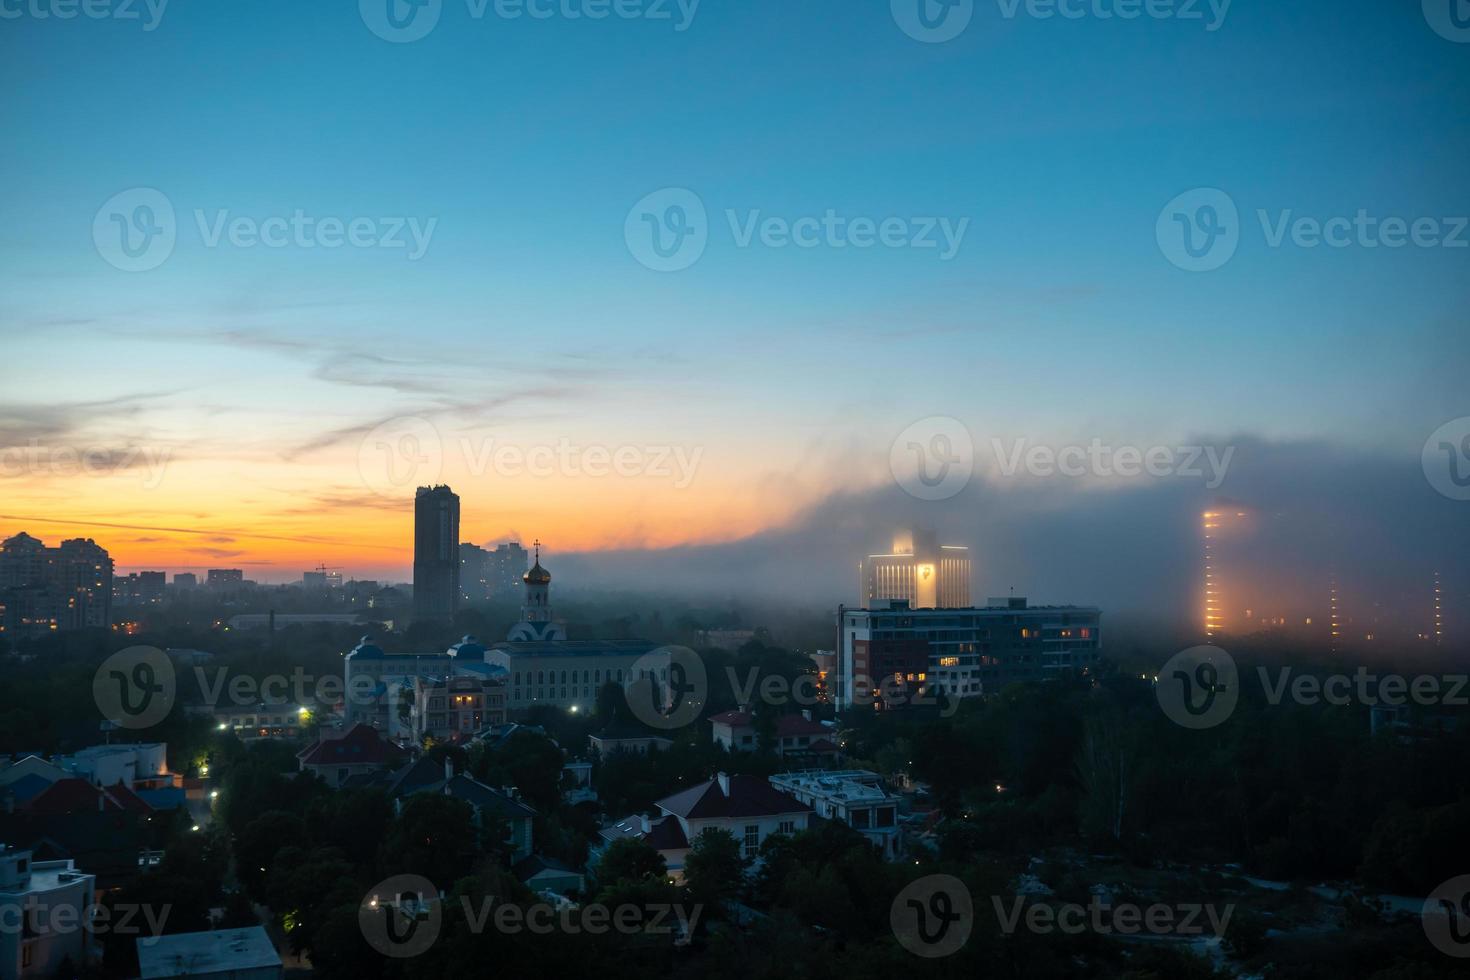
136, 926, 282, 979
657, 774, 811, 820
296, 724, 408, 768
770, 770, 897, 803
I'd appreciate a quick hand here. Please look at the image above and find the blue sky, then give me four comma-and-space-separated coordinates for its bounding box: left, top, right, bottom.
1, 0, 1467, 577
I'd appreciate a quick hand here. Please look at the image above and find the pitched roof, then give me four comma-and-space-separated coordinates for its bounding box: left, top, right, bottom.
297, 724, 408, 768
513, 854, 582, 881
657, 775, 810, 820
386, 756, 447, 797
2, 773, 56, 805
445, 774, 537, 819
599, 814, 690, 851
24, 778, 117, 814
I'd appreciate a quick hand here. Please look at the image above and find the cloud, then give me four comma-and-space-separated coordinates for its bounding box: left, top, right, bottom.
548, 436, 1469, 641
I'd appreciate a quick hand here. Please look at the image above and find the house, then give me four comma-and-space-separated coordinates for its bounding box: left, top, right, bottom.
296, 724, 408, 788
708, 710, 840, 760
513, 854, 585, 899
0, 844, 96, 980
587, 730, 673, 758
600, 773, 811, 881
387, 758, 537, 863
442, 774, 537, 862
52, 743, 171, 789
23, 778, 154, 817
768, 770, 904, 859
136, 926, 282, 980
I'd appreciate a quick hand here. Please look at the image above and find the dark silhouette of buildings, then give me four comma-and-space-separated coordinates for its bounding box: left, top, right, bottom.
414, 485, 460, 623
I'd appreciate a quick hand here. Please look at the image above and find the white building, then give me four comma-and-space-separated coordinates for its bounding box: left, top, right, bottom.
768, 770, 903, 859
860, 528, 970, 610
599, 773, 810, 880
0, 844, 97, 980
136, 926, 282, 980
53, 744, 170, 789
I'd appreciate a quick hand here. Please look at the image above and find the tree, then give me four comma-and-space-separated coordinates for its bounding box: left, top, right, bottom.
234, 810, 306, 900
683, 828, 745, 916
1075, 710, 1135, 842
380, 794, 478, 892
596, 838, 667, 888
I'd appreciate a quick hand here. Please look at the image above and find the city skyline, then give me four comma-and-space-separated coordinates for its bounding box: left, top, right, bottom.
3, 1, 1467, 597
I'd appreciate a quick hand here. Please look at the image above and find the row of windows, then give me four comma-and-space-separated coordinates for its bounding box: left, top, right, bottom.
509, 667, 665, 687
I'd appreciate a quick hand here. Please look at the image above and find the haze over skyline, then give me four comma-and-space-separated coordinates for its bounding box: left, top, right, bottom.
3, 0, 1467, 619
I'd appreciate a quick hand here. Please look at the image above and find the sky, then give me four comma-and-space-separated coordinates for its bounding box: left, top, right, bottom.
1, 0, 1467, 615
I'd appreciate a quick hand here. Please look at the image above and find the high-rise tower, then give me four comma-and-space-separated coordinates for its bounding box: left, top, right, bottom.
413, 485, 460, 623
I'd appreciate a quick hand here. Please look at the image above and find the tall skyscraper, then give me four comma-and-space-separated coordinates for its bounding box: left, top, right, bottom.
414, 485, 460, 623
860, 528, 970, 609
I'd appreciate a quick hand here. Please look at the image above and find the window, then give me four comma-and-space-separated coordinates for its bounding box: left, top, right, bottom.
875, 807, 896, 828
743, 825, 759, 856
778, 820, 795, 835
850, 808, 872, 829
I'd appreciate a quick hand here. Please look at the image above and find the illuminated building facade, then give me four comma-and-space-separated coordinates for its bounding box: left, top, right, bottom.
860, 528, 971, 609
835, 597, 1101, 711
1201, 506, 1298, 640
0, 532, 112, 635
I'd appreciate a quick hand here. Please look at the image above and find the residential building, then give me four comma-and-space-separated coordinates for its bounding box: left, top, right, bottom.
296, 724, 408, 788
769, 770, 903, 859
52, 743, 169, 789
413, 485, 460, 623
708, 710, 839, 760
387, 758, 537, 861
136, 926, 282, 980
114, 571, 165, 607
207, 703, 313, 740
410, 672, 507, 743
204, 569, 243, 588
587, 730, 673, 758
836, 597, 1102, 710
0, 844, 97, 980
487, 542, 529, 597
599, 773, 810, 880
172, 573, 197, 590
513, 855, 585, 899
0, 533, 113, 635
860, 528, 970, 610
458, 542, 490, 601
